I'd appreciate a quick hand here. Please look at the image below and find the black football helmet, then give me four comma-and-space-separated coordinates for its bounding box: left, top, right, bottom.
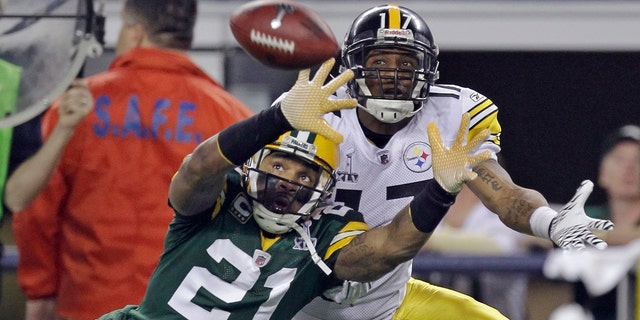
341, 4, 439, 123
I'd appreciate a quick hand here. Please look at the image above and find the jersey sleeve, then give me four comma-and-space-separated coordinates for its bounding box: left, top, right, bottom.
314, 205, 369, 267
460, 87, 502, 154
311, 205, 371, 302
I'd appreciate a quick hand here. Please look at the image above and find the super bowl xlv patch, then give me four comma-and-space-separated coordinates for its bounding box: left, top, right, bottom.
253, 249, 271, 267
293, 222, 317, 251
336, 152, 359, 183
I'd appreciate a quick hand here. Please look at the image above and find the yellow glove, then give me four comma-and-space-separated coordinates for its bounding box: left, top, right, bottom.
427, 113, 491, 194
280, 58, 357, 144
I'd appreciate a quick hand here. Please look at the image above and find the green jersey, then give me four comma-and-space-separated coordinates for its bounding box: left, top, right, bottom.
100, 170, 368, 320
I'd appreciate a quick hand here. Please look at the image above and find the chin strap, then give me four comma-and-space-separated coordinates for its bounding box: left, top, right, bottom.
291, 223, 332, 275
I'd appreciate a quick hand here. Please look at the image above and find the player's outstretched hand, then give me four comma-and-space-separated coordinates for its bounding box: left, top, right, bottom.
427, 113, 491, 194
549, 180, 614, 250
280, 57, 357, 144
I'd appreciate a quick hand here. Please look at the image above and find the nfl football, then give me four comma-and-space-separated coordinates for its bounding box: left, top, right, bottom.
229, 0, 339, 69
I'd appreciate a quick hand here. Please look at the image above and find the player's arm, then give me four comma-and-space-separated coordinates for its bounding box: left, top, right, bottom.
4, 79, 92, 212
169, 58, 356, 216
334, 114, 491, 282
168, 135, 231, 216
466, 159, 546, 235
332, 184, 439, 282
468, 153, 614, 250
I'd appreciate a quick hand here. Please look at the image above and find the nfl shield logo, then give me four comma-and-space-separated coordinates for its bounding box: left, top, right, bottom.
380, 153, 389, 164
253, 250, 271, 267
377, 150, 390, 164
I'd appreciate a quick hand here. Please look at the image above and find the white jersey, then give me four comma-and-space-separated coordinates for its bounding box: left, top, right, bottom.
294, 84, 502, 320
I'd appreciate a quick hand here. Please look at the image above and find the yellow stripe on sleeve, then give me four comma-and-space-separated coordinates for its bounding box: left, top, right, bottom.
467, 98, 502, 146
210, 178, 228, 220
324, 221, 369, 259
467, 99, 493, 120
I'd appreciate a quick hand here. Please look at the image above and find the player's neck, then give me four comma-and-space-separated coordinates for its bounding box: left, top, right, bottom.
356, 108, 409, 147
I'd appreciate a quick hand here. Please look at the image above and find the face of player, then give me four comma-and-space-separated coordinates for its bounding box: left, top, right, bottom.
599, 141, 640, 201
363, 48, 420, 99
257, 152, 320, 213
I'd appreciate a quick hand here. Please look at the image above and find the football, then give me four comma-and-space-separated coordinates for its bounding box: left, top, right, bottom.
229, 0, 339, 70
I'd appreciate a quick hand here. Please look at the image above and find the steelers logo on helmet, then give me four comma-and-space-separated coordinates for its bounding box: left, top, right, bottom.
341, 3, 439, 124
243, 130, 338, 234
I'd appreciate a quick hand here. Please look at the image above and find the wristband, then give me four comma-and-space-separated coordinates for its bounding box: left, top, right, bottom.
409, 179, 456, 233
218, 106, 293, 165
529, 206, 556, 239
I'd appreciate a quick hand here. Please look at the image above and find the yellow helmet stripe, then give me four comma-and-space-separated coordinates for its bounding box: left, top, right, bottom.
388, 4, 401, 29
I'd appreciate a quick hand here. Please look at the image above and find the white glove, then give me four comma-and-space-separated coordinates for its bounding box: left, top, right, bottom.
549, 180, 614, 250
427, 113, 491, 194
280, 58, 357, 144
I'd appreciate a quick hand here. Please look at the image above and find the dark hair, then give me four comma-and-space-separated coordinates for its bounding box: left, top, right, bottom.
601, 124, 640, 159
124, 0, 196, 50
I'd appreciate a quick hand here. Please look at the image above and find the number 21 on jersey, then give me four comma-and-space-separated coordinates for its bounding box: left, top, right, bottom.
167, 239, 297, 319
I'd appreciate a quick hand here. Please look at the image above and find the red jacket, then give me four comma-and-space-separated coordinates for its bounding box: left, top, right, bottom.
12, 48, 253, 320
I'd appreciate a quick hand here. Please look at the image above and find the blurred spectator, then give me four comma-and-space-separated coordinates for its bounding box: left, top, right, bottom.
3, 80, 92, 213
574, 124, 640, 320
10, 0, 253, 319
